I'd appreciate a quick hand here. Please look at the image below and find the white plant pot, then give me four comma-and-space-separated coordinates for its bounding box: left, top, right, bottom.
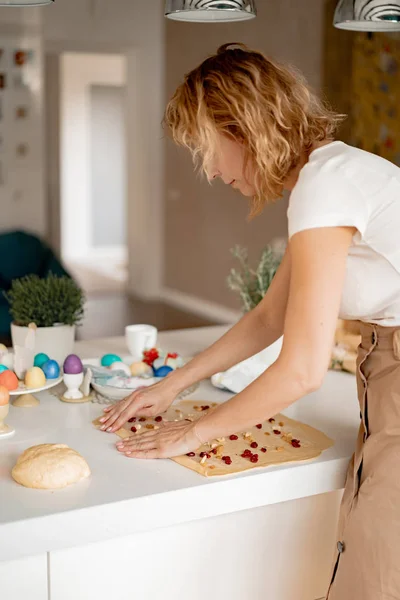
11, 323, 76, 365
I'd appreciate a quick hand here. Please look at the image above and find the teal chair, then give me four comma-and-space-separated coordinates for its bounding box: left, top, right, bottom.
0, 231, 71, 343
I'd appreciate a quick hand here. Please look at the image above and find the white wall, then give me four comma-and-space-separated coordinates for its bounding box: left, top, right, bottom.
0, 8, 46, 237
60, 52, 126, 261
90, 84, 126, 249
45, 0, 166, 297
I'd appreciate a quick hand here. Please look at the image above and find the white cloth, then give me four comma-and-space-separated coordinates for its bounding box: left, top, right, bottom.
211, 337, 283, 393
288, 141, 400, 326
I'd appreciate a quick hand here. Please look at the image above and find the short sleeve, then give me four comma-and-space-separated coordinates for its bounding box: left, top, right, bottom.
287, 167, 370, 240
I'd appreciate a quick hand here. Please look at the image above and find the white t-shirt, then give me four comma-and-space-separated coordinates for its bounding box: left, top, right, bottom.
287, 141, 400, 326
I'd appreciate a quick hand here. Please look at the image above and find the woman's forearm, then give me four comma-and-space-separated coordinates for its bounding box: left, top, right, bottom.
166, 307, 282, 394
194, 357, 311, 442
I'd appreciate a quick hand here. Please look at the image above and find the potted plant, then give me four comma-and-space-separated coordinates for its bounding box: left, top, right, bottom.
227, 241, 285, 368
5, 274, 85, 364
227, 242, 285, 312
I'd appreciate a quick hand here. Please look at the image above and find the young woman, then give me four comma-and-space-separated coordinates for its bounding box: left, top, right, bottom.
99, 43, 400, 599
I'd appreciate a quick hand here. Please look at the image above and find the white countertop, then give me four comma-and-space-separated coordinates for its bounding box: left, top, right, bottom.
0, 326, 360, 562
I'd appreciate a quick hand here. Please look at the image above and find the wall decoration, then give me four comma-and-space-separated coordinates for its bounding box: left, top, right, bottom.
16, 143, 29, 158
15, 106, 28, 119
351, 32, 400, 166
14, 50, 34, 67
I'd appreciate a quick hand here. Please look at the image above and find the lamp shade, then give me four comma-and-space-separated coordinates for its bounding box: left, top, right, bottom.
0, 0, 53, 4
334, 0, 400, 31
165, 0, 257, 23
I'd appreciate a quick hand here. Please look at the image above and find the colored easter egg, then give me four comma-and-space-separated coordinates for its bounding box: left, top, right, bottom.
130, 361, 153, 376
101, 354, 122, 367
110, 362, 131, 376
0, 370, 19, 391
0, 344, 8, 354
0, 365, 8, 373
63, 354, 83, 375
1, 353, 14, 370
25, 367, 46, 389
0, 385, 10, 406
42, 359, 60, 379
34, 353, 50, 368
153, 365, 173, 378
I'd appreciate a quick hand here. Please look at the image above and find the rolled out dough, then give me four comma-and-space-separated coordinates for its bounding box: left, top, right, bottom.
93, 400, 333, 478
12, 443, 91, 489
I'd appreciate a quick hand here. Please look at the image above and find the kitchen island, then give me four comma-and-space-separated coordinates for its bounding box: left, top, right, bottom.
0, 326, 360, 600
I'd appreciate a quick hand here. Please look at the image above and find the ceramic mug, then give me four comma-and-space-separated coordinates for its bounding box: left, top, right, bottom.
125, 324, 158, 361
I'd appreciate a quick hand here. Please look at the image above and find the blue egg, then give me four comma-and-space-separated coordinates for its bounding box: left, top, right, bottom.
42, 359, 60, 379
153, 365, 173, 378
34, 353, 50, 368
0, 364, 8, 373
101, 354, 122, 367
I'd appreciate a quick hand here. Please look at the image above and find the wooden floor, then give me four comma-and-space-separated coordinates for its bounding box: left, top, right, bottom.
76, 293, 217, 340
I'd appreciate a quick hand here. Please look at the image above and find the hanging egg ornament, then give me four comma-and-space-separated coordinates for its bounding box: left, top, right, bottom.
25, 367, 46, 389
101, 354, 122, 368
63, 354, 83, 375
153, 365, 173, 378
110, 362, 131, 376
0, 365, 8, 374
34, 353, 50, 369
42, 359, 60, 380
130, 361, 153, 377
0, 385, 10, 406
0, 370, 19, 391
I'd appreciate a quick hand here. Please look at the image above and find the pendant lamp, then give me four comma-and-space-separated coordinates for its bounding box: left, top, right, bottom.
334, 0, 400, 31
165, 0, 257, 23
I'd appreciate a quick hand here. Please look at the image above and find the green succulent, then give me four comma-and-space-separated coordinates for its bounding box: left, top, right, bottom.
5, 274, 85, 327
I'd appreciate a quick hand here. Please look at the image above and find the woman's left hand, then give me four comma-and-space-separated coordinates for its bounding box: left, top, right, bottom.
116, 420, 203, 459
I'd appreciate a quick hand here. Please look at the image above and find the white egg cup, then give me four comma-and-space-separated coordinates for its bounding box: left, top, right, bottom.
63, 372, 84, 400
0, 404, 15, 439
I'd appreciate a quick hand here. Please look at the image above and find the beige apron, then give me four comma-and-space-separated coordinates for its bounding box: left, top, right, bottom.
327, 322, 400, 600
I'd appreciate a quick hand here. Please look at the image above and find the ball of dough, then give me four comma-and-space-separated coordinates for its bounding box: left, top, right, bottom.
25, 367, 46, 389
12, 444, 91, 490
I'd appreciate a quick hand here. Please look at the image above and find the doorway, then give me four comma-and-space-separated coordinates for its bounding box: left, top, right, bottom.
59, 52, 127, 294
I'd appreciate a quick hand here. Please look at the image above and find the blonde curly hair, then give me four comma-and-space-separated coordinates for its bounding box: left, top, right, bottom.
164, 43, 345, 217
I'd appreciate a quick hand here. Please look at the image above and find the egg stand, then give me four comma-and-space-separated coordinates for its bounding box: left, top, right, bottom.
60, 371, 91, 403
12, 393, 40, 408
0, 403, 15, 438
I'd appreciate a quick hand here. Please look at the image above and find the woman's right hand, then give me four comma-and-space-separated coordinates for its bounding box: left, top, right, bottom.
98, 378, 179, 433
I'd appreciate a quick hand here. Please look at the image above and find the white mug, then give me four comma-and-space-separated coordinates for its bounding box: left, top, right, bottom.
125, 324, 158, 361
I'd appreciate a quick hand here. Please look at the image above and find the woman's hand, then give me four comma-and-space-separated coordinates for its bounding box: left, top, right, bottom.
98, 378, 179, 433
115, 419, 202, 459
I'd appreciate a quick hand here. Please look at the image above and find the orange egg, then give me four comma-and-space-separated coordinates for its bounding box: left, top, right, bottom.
0, 385, 10, 405
0, 370, 19, 391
